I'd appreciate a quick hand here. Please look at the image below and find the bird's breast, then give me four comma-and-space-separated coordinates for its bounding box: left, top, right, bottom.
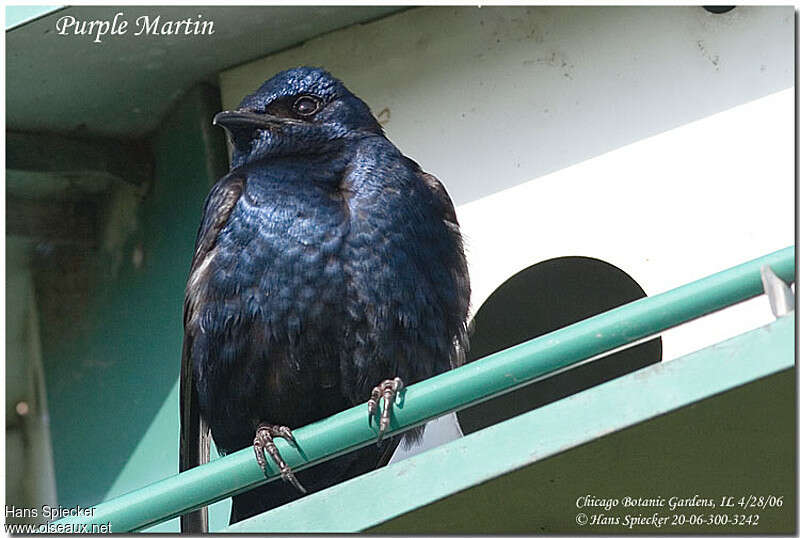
203, 179, 352, 340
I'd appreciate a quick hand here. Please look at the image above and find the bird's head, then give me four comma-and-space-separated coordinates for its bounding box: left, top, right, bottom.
214, 67, 383, 168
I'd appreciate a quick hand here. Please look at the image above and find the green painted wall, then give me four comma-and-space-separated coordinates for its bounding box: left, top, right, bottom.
39, 85, 231, 530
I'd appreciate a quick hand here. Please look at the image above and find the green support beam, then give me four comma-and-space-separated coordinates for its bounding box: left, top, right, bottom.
6, 131, 152, 193
54, 246, 794, 532
6, 195, 99, 247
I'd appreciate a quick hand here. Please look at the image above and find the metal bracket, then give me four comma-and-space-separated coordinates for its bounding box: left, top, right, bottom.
760, 265, 795, 318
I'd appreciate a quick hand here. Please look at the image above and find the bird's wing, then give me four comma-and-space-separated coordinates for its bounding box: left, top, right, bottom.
180, 174, 245, 533
419, 171, 459, 226
418, 171, 471, 367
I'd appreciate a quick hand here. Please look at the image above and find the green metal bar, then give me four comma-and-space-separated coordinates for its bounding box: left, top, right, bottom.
225, 312, 795, 532
55, 246, 794, 532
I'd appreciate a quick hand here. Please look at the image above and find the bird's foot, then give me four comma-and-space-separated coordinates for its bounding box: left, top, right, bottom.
367, 377, 404, 443
253, 423, 306, 494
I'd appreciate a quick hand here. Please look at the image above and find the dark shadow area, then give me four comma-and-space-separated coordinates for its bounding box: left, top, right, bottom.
458, 256, 662, 435
703, 6, 736, 14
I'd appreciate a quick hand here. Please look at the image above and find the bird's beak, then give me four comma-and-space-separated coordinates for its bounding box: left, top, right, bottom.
213, 110, 287, 130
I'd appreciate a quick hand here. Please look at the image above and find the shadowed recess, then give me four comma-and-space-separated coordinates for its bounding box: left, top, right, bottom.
459, 256, 662, 434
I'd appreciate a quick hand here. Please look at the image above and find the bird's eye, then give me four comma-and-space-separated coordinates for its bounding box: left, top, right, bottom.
292, 95, 322, 117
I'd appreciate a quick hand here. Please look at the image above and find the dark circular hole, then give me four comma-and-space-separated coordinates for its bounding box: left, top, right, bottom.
458, 256, 662, 435
703, 6, 736, 14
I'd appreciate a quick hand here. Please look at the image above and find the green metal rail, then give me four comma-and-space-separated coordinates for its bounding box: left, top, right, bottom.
55, 247, 794, 532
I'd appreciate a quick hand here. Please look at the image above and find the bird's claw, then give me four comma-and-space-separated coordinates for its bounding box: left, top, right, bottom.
367, 377, 404, 443
253, 423, 306, 494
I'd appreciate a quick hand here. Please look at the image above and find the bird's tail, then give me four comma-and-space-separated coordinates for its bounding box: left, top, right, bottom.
179, 353, 210, 533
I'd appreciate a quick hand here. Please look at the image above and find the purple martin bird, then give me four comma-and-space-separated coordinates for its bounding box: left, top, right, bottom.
179, 66, 470, 530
